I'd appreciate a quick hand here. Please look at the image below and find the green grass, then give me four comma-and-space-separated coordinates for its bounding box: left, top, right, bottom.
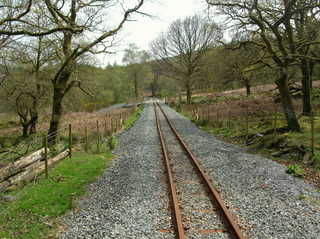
193, 109, 320, 150
0, 151, 112, 239
0, 113, 19, 130
123, 105, 144, 130
286, 164, 305, 177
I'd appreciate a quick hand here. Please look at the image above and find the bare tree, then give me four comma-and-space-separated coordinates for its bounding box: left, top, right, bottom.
43, 0, 145, 143
122, 43, 150, 99
294, 2, 320, 115
150, 63, 161, 97
221, 39, 267, 96
15, 92, 37, 137
206, 0, 320, 131
0, 0, 82, 36
0, 0, 85, 95
151, 14, 222, 104
13, 35, 56, 135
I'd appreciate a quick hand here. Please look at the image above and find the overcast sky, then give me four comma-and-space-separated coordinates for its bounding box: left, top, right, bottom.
100, 0, 207, 66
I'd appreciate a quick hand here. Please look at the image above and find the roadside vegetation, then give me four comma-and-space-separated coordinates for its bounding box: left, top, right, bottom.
0, 151, 113, 239
0, 105, 144, 238
171, 87, 320, 188
123, 105, 144, 130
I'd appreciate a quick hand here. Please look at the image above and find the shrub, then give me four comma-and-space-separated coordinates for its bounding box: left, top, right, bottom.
286, 164, 304, 177
313, 152, 320, 171
108, 136, 117, 150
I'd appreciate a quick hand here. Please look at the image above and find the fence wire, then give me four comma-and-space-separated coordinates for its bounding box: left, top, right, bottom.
0, 106, 137, 164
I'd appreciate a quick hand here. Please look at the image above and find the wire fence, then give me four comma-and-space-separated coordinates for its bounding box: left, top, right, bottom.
170, 99, 319, 155
0, 106, 140, 192
0, 106, 137, 164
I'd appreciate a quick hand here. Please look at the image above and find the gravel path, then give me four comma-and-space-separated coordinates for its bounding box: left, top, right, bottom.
98, 103, 126, 113
61, 103, 320, 239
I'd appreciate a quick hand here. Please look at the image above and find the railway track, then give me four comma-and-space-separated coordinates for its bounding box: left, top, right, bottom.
154, 103, 246, 239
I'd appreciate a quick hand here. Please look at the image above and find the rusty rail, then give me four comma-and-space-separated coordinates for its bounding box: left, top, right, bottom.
155, 103, 246, 239
154, 104, 186, 239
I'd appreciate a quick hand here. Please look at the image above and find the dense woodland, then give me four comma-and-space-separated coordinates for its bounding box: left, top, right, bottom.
1, 0, 320, 140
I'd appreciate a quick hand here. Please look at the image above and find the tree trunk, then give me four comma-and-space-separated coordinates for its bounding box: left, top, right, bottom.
244, 79, 251, 96
300, 59, 312, 115
151, 71, 159, 97
310, 62, 314, 89
29, 113, 38, 135
134, 73, 138, 99
186, 82, 192, 104
276, 71, 300, 132
30, 76, 41, 134
22, 123, 29, 138
29, 96, 38, 135
48, 30, 75, 144
48, 84, 66, 144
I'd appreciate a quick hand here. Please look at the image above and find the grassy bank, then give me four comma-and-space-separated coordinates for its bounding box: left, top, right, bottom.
123, 104, 144, 130
0, 152, 112, 239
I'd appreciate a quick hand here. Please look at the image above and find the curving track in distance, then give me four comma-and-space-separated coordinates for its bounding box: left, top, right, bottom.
154, 103, 246, 239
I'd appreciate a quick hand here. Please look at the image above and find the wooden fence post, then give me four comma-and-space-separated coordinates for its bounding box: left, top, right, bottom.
245, 102, 249, 143
116, 114, 120, 131
217, 110, 219, 126
311, 111, 315, 155
68, 124, 72, 158
44, 135, 48, 179
111, 117, 114, 134
104, 119, 107, 137
109, 117, 112, 136
114, 116, 117, 132
85, 127, 88, 152
97, 120, 100, 153
228, 110, 231, 129
118, 114, 121, 130
273, 110, 278, 137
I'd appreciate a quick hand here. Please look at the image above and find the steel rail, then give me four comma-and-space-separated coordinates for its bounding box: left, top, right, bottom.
156, 103, 246, 239
153, 103, 186, 239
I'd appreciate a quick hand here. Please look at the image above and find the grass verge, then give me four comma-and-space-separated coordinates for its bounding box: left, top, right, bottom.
123, 104, 144, 130
0, 151, 112, 239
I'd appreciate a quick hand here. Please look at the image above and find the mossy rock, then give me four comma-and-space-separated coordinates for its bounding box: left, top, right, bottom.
254, 134, 287, 149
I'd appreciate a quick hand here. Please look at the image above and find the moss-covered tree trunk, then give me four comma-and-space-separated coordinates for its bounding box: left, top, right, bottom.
29, 83, 40, 135
48, 69, 72, 143
48, 30, 74, 144
300, 59, 312, 115
186, 83, 192, 104
28, 111, 38, 134
276, 70, 301, 132
48, 87, 64, 142
22, 122, 30, 138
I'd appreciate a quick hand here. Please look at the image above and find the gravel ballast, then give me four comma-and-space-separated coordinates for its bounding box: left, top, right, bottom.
61, 103, 320, 239
157, 106, 234, 239
160, 104, 320, 239
60, 104, 174, 239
